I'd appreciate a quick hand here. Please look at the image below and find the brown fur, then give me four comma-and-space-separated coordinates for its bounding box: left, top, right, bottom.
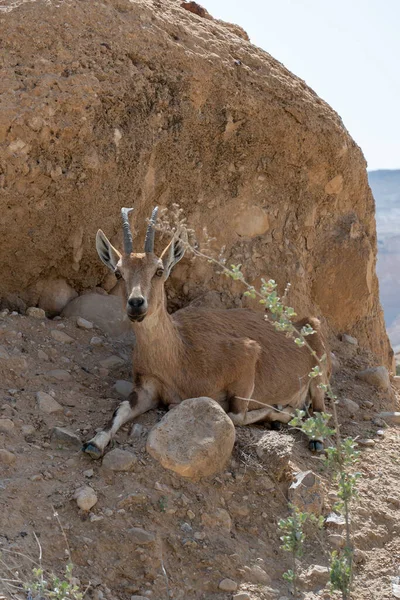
84, 232, 331, 457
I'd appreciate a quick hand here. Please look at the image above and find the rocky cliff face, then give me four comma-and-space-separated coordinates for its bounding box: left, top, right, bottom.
0, 0, 391, 365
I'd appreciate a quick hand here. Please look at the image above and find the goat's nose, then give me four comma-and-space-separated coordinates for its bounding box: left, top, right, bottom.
128, 296, 145, 308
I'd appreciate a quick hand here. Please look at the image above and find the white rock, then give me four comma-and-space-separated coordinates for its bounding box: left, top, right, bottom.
114, 380, 134, 397
36, 391, 63, 414
218, 579, 238, 592
99, 355, 125, 369
77, 317, 94, 330
74, 486, 98, 511
26, 307, 46, 319
90, 336, 104, 347
51, 330, 74, 344
62, 294, 131, 338
146, 397, 235, 479
357, 366, 390, 390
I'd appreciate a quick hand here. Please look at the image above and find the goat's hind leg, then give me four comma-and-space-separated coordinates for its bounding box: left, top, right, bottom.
83, 384, 158, 459
307, 379, 327, 453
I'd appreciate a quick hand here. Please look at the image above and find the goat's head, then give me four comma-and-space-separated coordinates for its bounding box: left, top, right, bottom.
96, 208, 186, 322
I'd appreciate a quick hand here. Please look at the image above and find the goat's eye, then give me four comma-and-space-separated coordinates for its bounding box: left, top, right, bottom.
155, 268, 164, 278
114, 270, 122, 280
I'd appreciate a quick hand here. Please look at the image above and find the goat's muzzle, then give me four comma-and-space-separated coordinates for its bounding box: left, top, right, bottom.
126, 296, 148, 322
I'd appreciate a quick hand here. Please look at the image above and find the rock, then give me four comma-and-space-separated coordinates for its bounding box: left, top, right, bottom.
338, 397, 360, 415
83, 469, 94, 478
330, 352, 341, 373
38, 349, 49, 360
342, 334, 358, 346
393, 376, 400, 390
242, 565, 270, 585
127, 527, 155, 545
357, 438, 375, 447
34, 279, 78, 316
301, 565, 329, 590
288, 470, 324, 515
90, 336, 104, 347
328, 534, 345, 548
51, 330, 75, 344
363, 400, 374, 409
0, 345, 10, 360
99, 355, 125, 369
233, 594, 251, 600
26, 307, 46, 319
201, 508, 232, 531
21, 424, 36, 436
326, 512, 346, 528
62, 294, 131, 338
51, 427, 81, 449
256, 431, 293, 480
0, 449, 16, 465
218, 579, 238, 592
146, 397, 235, 478
36, 391, 63, 414
102, 448, 137, 471
0, 419, 15, 433
114, 380, 134, 397
118, 493, 147, 509
77, 317, 94, 330
45, 369, 72, 382
357, 366, 390, 390
130, 423, 146, 439
74, 486, 98, 511
377, 411, 400, 424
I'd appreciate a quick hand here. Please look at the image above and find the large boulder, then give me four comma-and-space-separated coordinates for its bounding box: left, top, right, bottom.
62, 293, 131, 338
146, 397, 235, 479
0, 0, 391, 366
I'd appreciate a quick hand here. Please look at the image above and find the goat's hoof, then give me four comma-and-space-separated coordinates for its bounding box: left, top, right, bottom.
82, 442, 103, 460
308, 439, 324, 453
270, 421, 282, 431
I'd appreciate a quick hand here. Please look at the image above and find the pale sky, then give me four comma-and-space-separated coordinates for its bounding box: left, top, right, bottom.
202, 0, 400, 171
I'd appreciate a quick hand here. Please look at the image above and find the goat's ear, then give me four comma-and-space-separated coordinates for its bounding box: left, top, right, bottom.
96, 229, 121, 272
160, 230, 187, 279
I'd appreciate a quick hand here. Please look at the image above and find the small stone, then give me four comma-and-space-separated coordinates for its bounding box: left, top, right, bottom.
51, 330, 74, 343
22, 424, 36, 436
289, 470, 324, 515
0, 449, 16, 465
363, 400, 374, 409
130, 423, 146, 438
102, 448, 137, 471
357, 366, 390, 390
51, 427, 81, 449
36, 391, 63, 414
377, 411, 400, 424
357, 438, 375, 447
26, 307, 46, 319
0, 309, 9, 317
342, 334, 358, 346
127, 527, 155, 545
328, 534, 345, 548
118, 493, 147, 509
301, 564, 329, 589
89, 513, 103, 522
0, 419, 15, 433
256, 431, 293, 480
241, 565, 270, 584
187, 510, 195, 519
326, 512, 346, 528
218, 579, 238, 592
84, 469, 94, 478
46, 369, 72, 382
201, 508, 232, 531
90, 336, 104, 347
114, 380, 134, 398
99, 355, 125, 369
338, 398, 359, 415
38, 349, 49, 360
376, 429, 385, 437
74, 485, 98, 511
104, 508, 113, 517
77, 317, 94, 330
233, 594, 250, 600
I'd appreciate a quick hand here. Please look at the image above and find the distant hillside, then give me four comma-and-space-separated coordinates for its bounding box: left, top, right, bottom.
368, 169, 400, 346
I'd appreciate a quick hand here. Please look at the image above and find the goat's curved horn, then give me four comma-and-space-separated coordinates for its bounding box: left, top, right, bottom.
144, 206, 159, 253
121, 207, 134, 255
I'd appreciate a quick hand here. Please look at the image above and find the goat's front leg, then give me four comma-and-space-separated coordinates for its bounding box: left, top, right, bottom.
83, 381, 158, 459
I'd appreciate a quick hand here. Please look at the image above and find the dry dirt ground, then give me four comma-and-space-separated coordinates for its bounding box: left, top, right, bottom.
0, 310, 399, 600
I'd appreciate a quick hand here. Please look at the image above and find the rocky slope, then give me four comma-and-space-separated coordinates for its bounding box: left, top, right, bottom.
0, 307, 399, 600
0, 0, 391, 366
